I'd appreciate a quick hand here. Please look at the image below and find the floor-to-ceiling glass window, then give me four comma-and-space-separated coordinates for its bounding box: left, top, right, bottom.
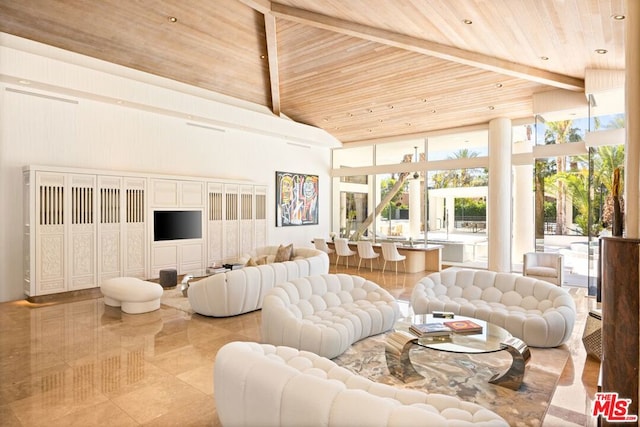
533, 110, 625, 294
425, 130, 489, 268
585, 112, 625, 296
332, 146, 373, 239
331, 128, 490, 270
372, 141, 425, 244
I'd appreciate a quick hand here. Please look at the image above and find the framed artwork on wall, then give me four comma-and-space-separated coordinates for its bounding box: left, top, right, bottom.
275, 171, 318, 226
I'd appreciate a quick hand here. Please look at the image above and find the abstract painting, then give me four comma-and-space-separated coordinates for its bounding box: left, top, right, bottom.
275, 171, 318, 226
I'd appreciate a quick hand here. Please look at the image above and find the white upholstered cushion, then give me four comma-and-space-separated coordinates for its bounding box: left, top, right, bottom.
410, 268, 576, 347
214, 341, 509, 427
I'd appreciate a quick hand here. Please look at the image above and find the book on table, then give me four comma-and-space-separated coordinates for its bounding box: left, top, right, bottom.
409, 322, 452, 337
443, 319, 483, 334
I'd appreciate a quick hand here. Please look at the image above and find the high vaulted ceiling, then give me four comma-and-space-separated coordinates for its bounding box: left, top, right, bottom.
0, 0, 626, 144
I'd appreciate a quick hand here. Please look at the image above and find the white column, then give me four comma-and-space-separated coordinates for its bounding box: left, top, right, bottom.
512, 140, 534, 267
409, 178, 421, 238
488, 118, 512, 272
625, 0, 640, 238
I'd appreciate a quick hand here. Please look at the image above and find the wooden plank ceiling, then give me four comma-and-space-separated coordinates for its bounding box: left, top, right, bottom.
0, 0, 626, 144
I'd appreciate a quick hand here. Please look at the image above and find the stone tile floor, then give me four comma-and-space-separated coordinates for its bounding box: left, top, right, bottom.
0, 264, 600, 426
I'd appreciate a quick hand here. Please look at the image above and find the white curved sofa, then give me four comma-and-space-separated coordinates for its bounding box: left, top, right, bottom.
214, 341, 509, 427
410, 268, 576, 347
261, 274, 400, 359
188, 246, 329, 317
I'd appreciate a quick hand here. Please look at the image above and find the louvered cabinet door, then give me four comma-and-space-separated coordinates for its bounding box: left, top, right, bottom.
97, 176, 122, 284
68, 174, 97, 291
239, 185, 255, 256
123, 178, 146, 279
34, 172, 67, 295
223, 184, 240, 262
254, 185, 267, 249
207, 183, 224, 267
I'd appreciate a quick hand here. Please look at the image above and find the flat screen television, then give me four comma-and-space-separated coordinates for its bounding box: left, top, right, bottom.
153, 210, 202, 241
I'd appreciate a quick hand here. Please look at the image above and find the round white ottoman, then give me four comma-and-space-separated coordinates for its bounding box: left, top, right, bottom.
101, 277, 163, 314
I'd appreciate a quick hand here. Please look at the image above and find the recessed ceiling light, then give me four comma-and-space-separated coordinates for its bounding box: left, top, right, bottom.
168, 16, 177, 23
388, 105, 394, 109
495, 83, 503, 88
431, 109, 437, 113
611, 14, 625, 20
540, 56, 549, 61
462, 19, 473, 25
595, 49, 608, 54
260, 55, 266, 59
488, 106, 495, 110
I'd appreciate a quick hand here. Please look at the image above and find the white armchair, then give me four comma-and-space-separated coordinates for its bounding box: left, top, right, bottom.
523, 252, 564, 286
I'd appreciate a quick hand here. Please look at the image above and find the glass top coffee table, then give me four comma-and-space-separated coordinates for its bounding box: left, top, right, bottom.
386, 314, 531, 390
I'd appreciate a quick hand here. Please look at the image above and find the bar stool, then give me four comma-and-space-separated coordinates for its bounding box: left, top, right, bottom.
381, 242, 406, 273
357, 241, 379, 271
334, 238, 357, 268
314, 238, 335, 254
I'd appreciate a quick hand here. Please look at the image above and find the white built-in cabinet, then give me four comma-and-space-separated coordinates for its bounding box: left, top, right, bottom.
149, 178, 206, 278
97, 175, 147, 284
24, 166, 267, 297
205, 183, 267, 268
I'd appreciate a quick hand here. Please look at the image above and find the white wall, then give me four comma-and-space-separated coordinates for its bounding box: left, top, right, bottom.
0, 35, 335, 302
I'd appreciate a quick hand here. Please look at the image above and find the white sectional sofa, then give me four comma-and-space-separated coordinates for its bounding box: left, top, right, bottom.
188, 246, 329, 317
410, 268, 576, 348
261, 274, 400, 359
214, 341, 509, 427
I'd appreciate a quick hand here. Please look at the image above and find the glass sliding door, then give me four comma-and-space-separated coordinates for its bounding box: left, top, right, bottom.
426, 167, 488, 267
533, 113, 624, 293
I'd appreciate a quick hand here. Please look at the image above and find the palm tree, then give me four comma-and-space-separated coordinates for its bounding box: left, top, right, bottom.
430, 149, 486, 188
594, 145, 625, 226
544, 120, 582, 234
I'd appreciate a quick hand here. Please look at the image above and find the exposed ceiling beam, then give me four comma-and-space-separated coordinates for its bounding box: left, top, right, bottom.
270, 3, 585, 92
264, 13, 281, 116
235, 0, 271, 14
